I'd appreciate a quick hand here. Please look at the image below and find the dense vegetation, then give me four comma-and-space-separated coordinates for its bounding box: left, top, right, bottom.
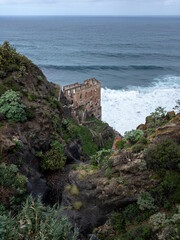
0, 42, 115, 239
62, 118, 114, 156
0, 196, 78, 240
96, 105, 180, 240
40, 141, 66, 171
0, 41, 36, 96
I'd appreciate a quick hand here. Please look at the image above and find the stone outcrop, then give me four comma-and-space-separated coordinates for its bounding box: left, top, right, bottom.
137, 111, 180, 143
154, 113, 180, 143
63, 78, 101, 122
60, 152, 158, 235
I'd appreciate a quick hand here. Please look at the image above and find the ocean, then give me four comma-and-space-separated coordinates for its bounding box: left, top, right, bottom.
0, 16, 180, 134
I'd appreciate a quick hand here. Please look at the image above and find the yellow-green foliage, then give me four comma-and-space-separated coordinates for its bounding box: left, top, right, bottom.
73, 201, 83, 210
65, 184, 80, 196
70, 184, 80, 196
65, 184, 71, 192
78, 171, 86, 180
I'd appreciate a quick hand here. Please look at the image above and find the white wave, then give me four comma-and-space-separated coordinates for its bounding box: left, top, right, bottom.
101, 76, 180, 135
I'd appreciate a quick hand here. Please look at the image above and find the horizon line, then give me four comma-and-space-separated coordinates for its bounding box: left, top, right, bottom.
0, 14, 180, 17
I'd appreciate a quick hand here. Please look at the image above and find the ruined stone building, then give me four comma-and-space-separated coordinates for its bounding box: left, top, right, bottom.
63, 78, 101, 121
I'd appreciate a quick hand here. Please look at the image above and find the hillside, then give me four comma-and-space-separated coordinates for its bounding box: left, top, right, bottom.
0, 41, 180, 240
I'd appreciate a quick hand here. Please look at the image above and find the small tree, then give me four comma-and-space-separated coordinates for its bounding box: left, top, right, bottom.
150, 106, 167, 120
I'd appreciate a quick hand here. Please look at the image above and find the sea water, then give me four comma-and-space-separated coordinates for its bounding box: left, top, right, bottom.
0, 16, 180, 134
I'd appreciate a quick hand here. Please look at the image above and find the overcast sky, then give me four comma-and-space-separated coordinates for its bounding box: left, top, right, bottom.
0, 0, 180, 16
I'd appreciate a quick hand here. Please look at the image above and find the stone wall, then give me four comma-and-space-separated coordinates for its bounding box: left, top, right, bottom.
63, 78, 101, 121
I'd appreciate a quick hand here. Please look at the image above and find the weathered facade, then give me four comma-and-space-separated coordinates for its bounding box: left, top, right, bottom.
63, 78, 101, 121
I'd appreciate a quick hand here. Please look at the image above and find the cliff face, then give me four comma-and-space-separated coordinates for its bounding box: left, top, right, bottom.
0, 42, 180, 240
0, 42, 114, 203
58, 113, 180, 240
60, 152, 158, 234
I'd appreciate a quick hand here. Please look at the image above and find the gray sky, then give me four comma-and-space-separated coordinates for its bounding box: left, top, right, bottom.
0, 0, 180, 16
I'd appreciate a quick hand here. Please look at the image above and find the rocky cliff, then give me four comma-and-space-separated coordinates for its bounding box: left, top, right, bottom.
0, 42, 114, 203
0, 42, 179, 240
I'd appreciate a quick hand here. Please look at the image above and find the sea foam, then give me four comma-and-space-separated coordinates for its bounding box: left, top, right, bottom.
101, 76, 180, 135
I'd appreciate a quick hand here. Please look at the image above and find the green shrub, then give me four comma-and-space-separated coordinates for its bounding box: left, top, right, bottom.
149, 212, 167, 230
13, 139, 22, 150
44, 95, 62, 109
137, 192, 157, 211
0, 70, 6, 78
104, 167, 113, 178
118, 225, 154, 240
149, 206, 180, 240
115, 139, 126, 149
111, 212, 125, 233
150, 106, 166, 120
162, 171, 180, 203
149, 171, 180, 208
132, 143, 145, 153
111, 206, 139, 230
52, 114, 62, 133
0, 195, 78, 240
27, 93, 36, 101
146, 106, 167, 131
0, 41, 34, 73
6, 63, 19, 72
0, 83, 8, 96
0, 213, 18, 240
144, 139, 180, 174
0, 89, 27, 122
62, 119, 79, 141
139, 135, 148, 144
0, 163, 26, 194
37, 75, 43, 82
41, 141, 66, 171
122, 203, 140, 223
135, 210, 154, 224
26, 107, 36, 120
90, 149, 111, 166
124, 129, 144, 144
